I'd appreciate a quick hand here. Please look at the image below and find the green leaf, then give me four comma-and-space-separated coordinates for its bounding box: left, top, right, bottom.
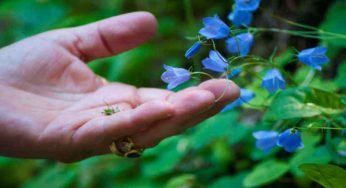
211, 171, 248, 188
165, 174, 196, 188
300, 164, 346, 188
335, 61, 346, 89
141, 136, 187, 177
265, 87, 345, 120
320, 1, 346, 47
188, 111, 249, 149
290, 146, 332, 177
243, 160, 289, 187
23, 164, 76, 188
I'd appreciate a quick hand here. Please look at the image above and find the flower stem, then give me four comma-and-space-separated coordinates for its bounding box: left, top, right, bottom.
190, 72, 215, 79
301, 68, 315, 87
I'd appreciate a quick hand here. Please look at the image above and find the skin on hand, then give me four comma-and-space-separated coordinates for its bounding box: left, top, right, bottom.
0, 12, 240, 162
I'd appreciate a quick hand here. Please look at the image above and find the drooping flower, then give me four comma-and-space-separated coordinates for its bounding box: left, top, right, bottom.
199, 15, 230, 39
277, 129, 304, 152
226, 33, 254, 56
228, 9, 253, 27
185, 41, 202, 59
297, 46, 329, 71
221, 88, 255, 112
161, 65, 190, 90
253, 131, 279, 152
260, 69, 286, 93
227, 67, 242, 79
234, 0, 261, 11
201, 50, 228, 72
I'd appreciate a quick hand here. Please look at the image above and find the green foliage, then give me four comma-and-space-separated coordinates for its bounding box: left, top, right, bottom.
243, 160, 290, 187
165, 174, 197, 188
0, 0, 345, 187
211, 171, 248, 188
300, 164, 346, 188
335, 61, 346, 89
265, 87, 345, 120
320, 1, 346, 47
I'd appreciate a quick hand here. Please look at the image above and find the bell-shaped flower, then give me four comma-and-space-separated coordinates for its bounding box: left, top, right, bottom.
161, 65, 190, 90
253, 131, 279, 152
277, 129, 304, 152
260, 69, 286, 93
298, 46, 329, 71
227, 67, 242, 79
228, 9, 253, 27
199, 15, 230, 39
221, 88, 255, 112
234, 0, 261, 11
185, 41, 202, 59
201, 50, 228, 73
226, 33, 254, 56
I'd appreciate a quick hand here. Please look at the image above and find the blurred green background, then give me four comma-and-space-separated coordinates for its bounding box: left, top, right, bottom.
0, 0, 345, 187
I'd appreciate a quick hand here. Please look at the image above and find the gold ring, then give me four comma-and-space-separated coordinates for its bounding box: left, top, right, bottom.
109, 137, 144, 158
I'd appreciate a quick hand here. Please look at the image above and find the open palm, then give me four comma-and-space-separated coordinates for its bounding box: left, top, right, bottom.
0, 12, 239, 162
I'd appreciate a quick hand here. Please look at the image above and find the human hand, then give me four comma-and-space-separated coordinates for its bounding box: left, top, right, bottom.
0, 12, 239, 162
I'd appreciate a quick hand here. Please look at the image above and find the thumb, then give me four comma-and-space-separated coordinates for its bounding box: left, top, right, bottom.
40, 11, 157, 62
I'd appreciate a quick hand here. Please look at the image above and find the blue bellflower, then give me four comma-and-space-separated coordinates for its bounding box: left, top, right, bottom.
234, 0, 261, 11
228, 9, 253, 27
260, 69, 286, 93
221, 88, 255, 112
202, 50, 228, 72
161, 65, 190, 90
298, 46, 329, 71
199, 15, 230, 39
277, 129, 304, 152
226, 33, 254, 56
253, 131, 279, 152
185, 41, 202, 59
228, 68, 242, 79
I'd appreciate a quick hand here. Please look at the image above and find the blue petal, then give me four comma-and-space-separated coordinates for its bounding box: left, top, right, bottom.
240, 88, 255, 102
253, 131, 279, 152
228, 9, 253, 27
235, 0, 261, 11
161, 65, 190, 90
199, 15, 230, 39
185, 42, 202, 59
261, 69, 286, 93
221, 88, 255, 112
277, 129, 304, 152
298, 46, 329, 70
199, 28, 218, 39
226, 33, 254, 56
209, 50, 227, 63
253, 131, 278, 139
228, 68, 242, 79
202, 57, 227, 72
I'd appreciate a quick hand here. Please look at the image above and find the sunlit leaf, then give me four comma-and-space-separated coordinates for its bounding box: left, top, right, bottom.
300, 164, 346, 188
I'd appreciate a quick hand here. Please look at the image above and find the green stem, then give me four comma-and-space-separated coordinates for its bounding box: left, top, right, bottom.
301, 68, 315, 87
266, 11, 346, 39
190, 72, 215, 79
250, 27, 344, 40
295, 127, 345, 131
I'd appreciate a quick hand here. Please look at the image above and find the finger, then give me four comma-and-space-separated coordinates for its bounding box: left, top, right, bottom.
132, 88, 216, 148
71, 101, 173, 154
132, 79, 240, 148
179, 79, 240, 127
138, 88, 173, 103
40, 12, 157, 62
